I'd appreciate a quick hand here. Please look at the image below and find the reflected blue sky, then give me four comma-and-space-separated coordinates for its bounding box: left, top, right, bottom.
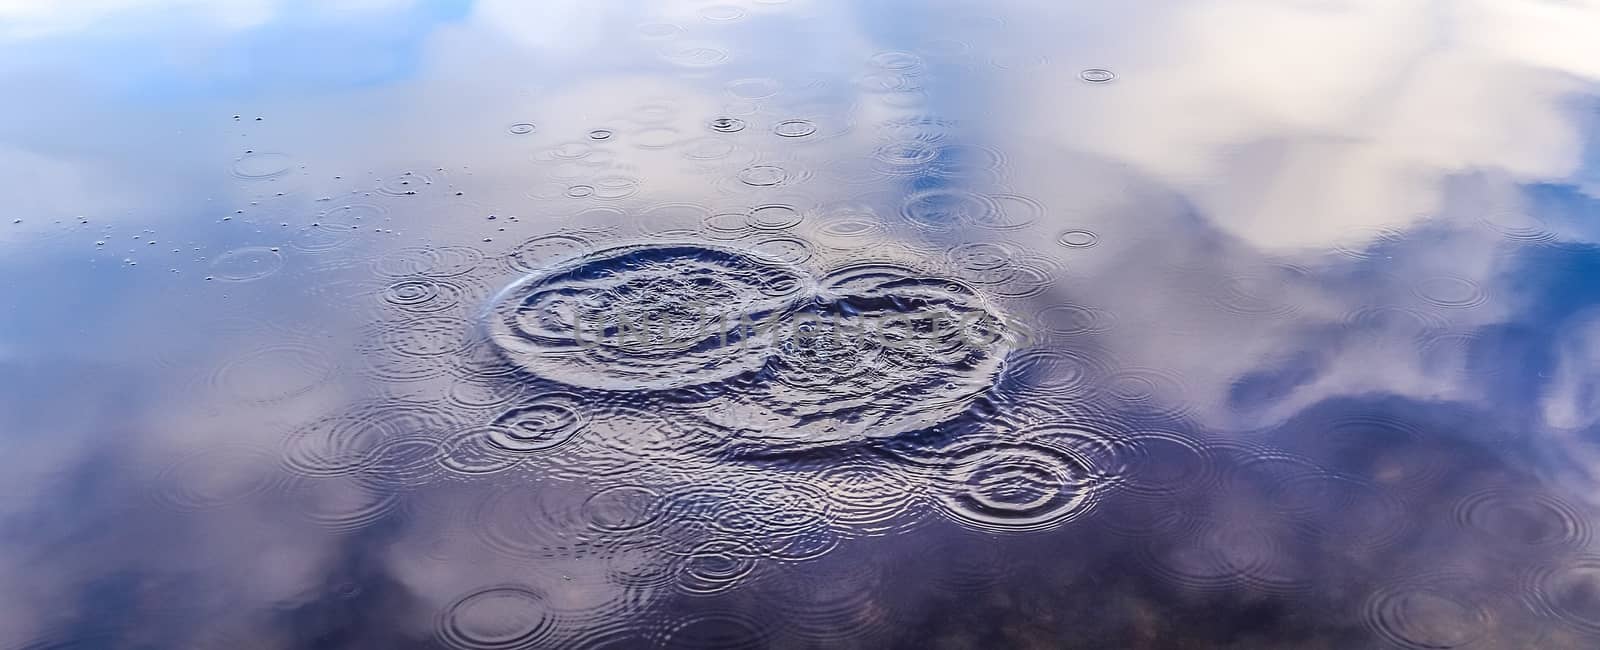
5, 0, 1600, 648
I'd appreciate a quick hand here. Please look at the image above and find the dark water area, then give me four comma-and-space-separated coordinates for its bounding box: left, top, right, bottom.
5, 1, 1600, 648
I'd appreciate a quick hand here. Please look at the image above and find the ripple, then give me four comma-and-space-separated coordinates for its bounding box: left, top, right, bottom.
737, 165, 788, 187
508, 123, 537, 135
210, 342, 338, 403
933, 440, 1103, 532
631, 127, 679, 149
1273, 472, 1410, 552
749, 236, 815, 265
997, 346, 1117, 401
211, 246, 285, 282
436, 585, 559, 650
473, 483, 590, 558
290, 474, 401, 532
1080, 68, 1116, 83
708, 117, 747, 133
379, 276, 482, 315
725, 77, 778, 99
1454, 488, 1591, 556
766, 556, 890, 644
661, 41, 730, 68
1033, 303, 1117, 338
1364, 576, 1492, 649
1209, 266, 1311, 318
374, 245, 484, 278
444, 374, 532, 413
482, 394, 589, 454
357, 316, 473, 382
1478, 210, 1556, 244
376, 170, 436, 196
970, 193, 1043, 231
281, 400, 459, 477
694, 272, 1013, 450
900, 189, 1001, 231
773, 119, 818, 138
715, 475, 833, 539
676, 539, 760, 596
1121, 430, 1220, 500
1141, 524, 1309, 594
871, 140, 941, 175
232, 152, 294, 179
816, 455, 930, 536
292, 220, 364, 254
485, 243, 815, 391
151, 444, 286, 511
588, 128, 613, 141
503, 232, 598, 274
1056, 229, 1099, 248
658, 612, 767, 649
747, 204, 802, 231
1414, 275, 1489, 309
1529, 556, 1600, 635
583, 485, 664, 534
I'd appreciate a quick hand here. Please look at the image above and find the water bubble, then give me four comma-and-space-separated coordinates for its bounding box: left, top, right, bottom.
508, 123, 537, 135
376, 170, 436, 196
1080, 68, 1116, 83
210, 246, 285, 282
436, 586, 559, 650
774, 119, 818, 138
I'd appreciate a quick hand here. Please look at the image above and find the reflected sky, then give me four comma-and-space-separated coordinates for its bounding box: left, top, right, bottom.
5, 0, 1600, 648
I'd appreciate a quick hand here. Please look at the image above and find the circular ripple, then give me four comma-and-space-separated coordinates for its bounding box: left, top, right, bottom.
211, 343, 337, 403
1414, 276, 1489, 309
211, 246, 285, 282
293, 221, 363, 254
503, 232, 598, 274
747, 204, 802, 231
1057, 229, 1099, 248
709, 117, 747, 133
508, 123, 536, 135
281, 400, 458, 477
376, 170, 435, 196
483, 395, 589, 454
374, 246, 484, 278
152, 444, 286, 511
738, 165, 788, 186
1454, 488, 1591, 555
380, 276, 478, 315
658, 612, 767, 649
232, 152, 294, 179
774, 120, 818, 138
436, 586, 558, 650
1530, 556, 1600, 635
583, 485, 664, 534
1033, 304, 1117, 338
677, 539, 759, 596
1080, 68, 1116, 83
486, 243, 815, 391
934, 440, 1103, 532
1364, 577, 1491, 649
900, 190, 1001, 231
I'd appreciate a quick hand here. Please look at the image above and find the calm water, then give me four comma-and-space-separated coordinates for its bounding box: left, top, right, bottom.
5, 1, 1600, 648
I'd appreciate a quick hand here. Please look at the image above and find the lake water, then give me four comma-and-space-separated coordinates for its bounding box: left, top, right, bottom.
5, 1, 1600, 648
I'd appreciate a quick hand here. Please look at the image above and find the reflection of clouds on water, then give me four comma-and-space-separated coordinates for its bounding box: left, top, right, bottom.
4, 0, 1600, 647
